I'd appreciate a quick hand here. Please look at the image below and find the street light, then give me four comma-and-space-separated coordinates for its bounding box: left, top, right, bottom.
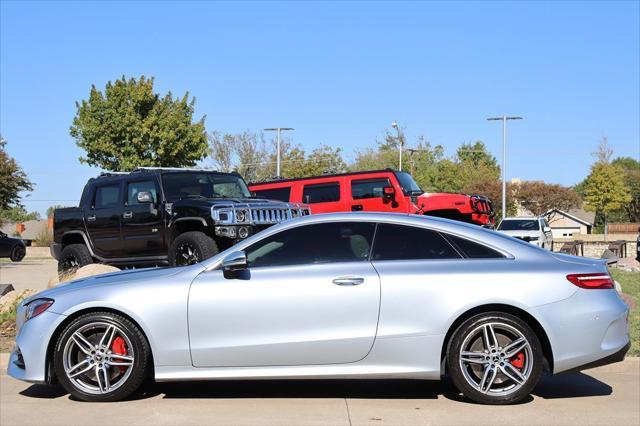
264, 127, 294, 177
487, 116, 523, 221
391, 121, 403, 171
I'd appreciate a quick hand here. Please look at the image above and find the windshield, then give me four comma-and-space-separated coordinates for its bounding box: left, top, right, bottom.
395, 172, 423, 195
498, 219, 539, 231
162, 172, 251, 201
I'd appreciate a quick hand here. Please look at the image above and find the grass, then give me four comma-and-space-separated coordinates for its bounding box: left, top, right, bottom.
610, 268, 640, 356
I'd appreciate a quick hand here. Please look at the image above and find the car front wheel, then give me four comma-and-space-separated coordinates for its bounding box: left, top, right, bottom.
54, 312, 151, 402
9, 245, 25, 262
168, 231, 219, 267
447, 312, 543, 405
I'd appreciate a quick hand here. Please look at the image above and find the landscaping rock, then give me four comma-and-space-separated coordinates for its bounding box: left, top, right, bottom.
48, 264, 121, 287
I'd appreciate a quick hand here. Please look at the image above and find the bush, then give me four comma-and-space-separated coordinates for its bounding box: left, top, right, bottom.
33, 227, 53, 247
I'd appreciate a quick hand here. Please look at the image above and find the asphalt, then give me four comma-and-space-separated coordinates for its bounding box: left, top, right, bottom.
0, 353, 638, 426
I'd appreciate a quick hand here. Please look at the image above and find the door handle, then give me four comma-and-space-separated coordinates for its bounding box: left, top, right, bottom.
332, 276, 365, 286
351, 204, 363, 211
87, 215, 96, 222
122, 211, 133, 219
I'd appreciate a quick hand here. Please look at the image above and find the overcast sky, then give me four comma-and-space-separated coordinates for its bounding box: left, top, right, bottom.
1, 0, 638, 216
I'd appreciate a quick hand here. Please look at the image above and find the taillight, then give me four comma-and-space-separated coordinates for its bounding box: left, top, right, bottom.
566, 273, 614, 289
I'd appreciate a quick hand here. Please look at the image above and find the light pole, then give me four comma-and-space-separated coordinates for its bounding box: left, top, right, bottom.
391, 121, 403, 171
487, 116, 522, 221
264, 127, 294, 177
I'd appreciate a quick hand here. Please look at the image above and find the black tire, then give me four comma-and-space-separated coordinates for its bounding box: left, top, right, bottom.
446, 312, 543, 405
168, 231, 218, 267
58, 244, 93, 273
9, 245, 25, 262
54, 311, 151, 402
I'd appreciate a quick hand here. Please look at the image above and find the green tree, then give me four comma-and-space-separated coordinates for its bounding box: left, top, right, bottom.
611, 156, 640, 222
514, 181, 582, 217
0, 206, 40, 223
583, 163, 632, 234
71, 76, 208, 171
0, 136, 34, 225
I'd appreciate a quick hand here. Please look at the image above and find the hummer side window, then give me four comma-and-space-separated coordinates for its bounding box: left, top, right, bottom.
302, 182, 340, 203
93, 185, 120, 209
351, 178, 391, 200
127, 180, 158, 205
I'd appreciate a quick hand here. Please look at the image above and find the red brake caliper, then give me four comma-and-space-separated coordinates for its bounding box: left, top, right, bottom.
510, 351, 525, 369
111, 336, 128, 373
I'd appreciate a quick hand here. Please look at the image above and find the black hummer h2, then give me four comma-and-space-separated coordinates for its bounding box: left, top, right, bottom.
51, 168, 310, 272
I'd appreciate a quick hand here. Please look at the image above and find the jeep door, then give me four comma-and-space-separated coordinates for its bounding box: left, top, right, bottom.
349, 174, 403, 213
188, 221, 380, 367
85, 182, 123, 257
121, 178, 165, 256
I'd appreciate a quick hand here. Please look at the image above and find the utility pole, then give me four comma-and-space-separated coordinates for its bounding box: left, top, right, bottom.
391, 121, 403, 171
264, 127, 294, 177
487, 116, 522, 221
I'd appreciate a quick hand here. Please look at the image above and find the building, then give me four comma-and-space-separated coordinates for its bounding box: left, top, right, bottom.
544, 208, 595, 238
0, 219, 51, 246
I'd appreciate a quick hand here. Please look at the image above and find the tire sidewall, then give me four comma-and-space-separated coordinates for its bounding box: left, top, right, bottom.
54, 312, 149, 402
10, 245, 25, 262
447, 312, 543, 405
58, 244, 92, 273
169, 231, 218, 267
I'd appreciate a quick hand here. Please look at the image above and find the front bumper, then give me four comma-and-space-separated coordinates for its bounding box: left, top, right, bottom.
7, 311, 65, 384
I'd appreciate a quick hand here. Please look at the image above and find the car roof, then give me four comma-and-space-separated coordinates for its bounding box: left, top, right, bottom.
248, 169, 399, 186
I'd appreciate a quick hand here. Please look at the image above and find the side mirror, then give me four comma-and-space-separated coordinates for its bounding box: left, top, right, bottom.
137, 191, 154, 203
222, 251, 247, 272
382, 186, 395, 199
544, 226, 551, 233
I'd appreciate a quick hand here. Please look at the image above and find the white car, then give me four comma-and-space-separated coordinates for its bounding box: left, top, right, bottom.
497, 217, 553, 250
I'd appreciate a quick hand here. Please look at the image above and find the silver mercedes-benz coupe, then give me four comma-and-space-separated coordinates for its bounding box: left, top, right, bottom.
8, 213, 630, 404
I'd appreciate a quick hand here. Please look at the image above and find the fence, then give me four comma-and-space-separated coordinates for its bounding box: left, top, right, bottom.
608, 223, 640, 234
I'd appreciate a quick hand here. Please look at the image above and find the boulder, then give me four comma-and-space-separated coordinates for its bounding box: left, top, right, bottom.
48, 264, 121, 287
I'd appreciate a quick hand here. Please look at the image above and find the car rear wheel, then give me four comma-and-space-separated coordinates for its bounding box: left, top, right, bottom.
58, 244, 93, 274
447, 312, 543, 405
54, 312, 151, 402
169, 231, 218, 267
9, 245, 25, 262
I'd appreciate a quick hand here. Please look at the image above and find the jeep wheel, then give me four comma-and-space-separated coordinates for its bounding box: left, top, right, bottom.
169, 231, 219, 267
10, 245, 25, 262
58, 244, 93, 274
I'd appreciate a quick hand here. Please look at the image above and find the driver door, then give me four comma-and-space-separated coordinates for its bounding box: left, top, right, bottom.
188, 221, 381, 367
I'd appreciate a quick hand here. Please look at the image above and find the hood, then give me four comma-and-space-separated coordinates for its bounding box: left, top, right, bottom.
173, 198, 299, 208
497, 230, 540, 238
24, 266, 198, 303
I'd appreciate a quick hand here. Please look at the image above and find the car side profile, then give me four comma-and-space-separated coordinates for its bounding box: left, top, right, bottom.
8, 213, 629, 404
0, 230, 26, 262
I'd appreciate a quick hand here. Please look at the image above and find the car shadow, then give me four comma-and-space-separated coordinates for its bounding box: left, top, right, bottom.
18, 372, 612, 403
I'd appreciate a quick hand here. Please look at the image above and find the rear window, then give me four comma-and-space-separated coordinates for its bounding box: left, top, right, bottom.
254, 187, 292, 202
498, 220, 539, 231
351, 178, 391, 200
444, 234, 505, 259
372, 224, 461, 261
302, 182, 340, 204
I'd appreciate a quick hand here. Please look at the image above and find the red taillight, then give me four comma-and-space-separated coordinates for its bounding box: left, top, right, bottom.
566, 273, 614, 289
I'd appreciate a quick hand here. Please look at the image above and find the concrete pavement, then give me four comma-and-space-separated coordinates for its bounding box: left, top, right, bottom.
0, 259, 57, 293
1, 353, 638, 426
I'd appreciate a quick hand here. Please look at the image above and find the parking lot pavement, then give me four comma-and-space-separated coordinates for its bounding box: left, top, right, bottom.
1, 354, 638, 426
0, 259, 57, 293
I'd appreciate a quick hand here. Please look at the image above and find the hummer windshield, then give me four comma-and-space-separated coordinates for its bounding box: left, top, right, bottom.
162, 172, 252, 201
395, 172, 423, 196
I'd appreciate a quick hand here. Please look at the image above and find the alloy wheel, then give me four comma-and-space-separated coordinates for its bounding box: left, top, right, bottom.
62, 322, 135, 395
458, 322, 533, 396
176, 243, 200, 265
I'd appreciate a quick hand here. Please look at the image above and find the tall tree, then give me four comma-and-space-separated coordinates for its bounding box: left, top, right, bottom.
208, 131, 234, 173
514, 181, 582, 216
611, 156, 640, 222
583, 162, 632, 234
70, 76, 208, 171
0, 136, 34, 224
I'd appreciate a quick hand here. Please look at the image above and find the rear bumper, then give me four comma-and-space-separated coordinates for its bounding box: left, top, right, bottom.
560, 341, 630, 375
50, 243, 61, 260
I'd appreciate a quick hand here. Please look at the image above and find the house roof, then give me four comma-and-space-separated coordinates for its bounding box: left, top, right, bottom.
545, 208, 595, 226
0, 219, 48, 240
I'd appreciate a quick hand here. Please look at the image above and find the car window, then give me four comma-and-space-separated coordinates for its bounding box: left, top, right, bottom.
371, 223, 461, 260
94, 185, 120, 209
245, 222, 376, 268
302, 182, 340, 203
444, 234, 505, 259
127, 180, 157, 205
498, 219, 539, 231
254, 187, 292, 202
351, 178, 391, 200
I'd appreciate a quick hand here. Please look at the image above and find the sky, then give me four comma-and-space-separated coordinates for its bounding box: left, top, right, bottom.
1, 0, 639, 216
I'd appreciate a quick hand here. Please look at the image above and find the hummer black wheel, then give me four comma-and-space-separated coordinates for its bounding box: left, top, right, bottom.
169, 231, 219, 267
58, 244, 93, 274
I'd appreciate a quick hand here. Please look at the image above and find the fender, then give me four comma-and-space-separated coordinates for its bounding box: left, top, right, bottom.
168, 217, 208, 228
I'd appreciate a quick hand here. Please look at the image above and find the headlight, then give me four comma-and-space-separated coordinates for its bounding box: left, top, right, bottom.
235, 209, 248, 223
24, 298, 54, 321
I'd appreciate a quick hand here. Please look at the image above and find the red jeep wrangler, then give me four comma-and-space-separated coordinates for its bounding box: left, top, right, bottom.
249, 169, 494, 227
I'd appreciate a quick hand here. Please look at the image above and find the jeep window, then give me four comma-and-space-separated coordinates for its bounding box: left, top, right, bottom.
351, 178, 391, 200
127, 180, 158, 205
498, 219, 539, 231
254, 187, 292, 202
162, 173, 251, 201
444, 234, 505, 259
371, 223, 461, 260
395, 172, 423, 195
245, 222, 376, 268
303, 182, 340, 203
93, 185, 121, 209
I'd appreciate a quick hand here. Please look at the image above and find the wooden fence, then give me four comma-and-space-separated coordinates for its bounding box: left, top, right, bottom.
608, 223, 640, 233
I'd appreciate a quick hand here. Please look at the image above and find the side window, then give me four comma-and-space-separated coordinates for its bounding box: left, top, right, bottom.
351, 178, 391, 200
245, 222, 376, 268
93, 185, 121, 209
302, 182, 340, 204
254, 187, 292, 202
127, 180, 158, 205
371, 223, 461, 260
444, 234, 505, 259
